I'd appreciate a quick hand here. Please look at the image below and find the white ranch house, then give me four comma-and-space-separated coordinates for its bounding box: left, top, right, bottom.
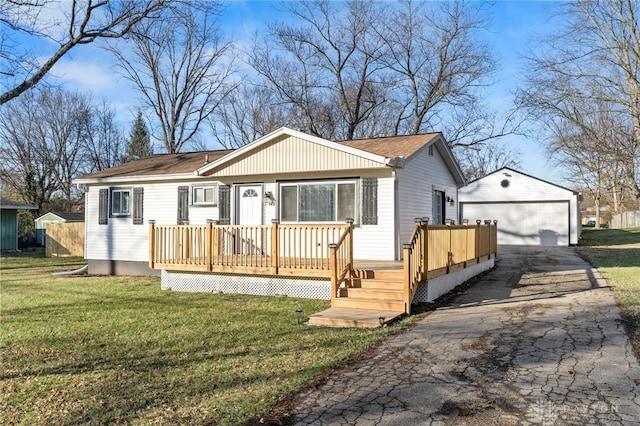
75, 127, 497, 327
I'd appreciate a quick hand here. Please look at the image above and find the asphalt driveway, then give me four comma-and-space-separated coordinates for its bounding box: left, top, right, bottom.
285, 246, 640, 425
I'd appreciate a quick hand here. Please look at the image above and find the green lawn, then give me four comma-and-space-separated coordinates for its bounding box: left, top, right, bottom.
576, 227, 640, 357
0, 253, 397, 425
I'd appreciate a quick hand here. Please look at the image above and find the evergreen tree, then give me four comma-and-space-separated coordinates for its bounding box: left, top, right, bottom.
126, 111, 153, 161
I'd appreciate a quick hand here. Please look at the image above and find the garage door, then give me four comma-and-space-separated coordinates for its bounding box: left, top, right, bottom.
461, 202, 569, 246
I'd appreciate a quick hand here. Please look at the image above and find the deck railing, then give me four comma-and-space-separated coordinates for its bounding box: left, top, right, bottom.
149, 219, 354, 277
329, 219, 354, 304
403, 219, 497, 314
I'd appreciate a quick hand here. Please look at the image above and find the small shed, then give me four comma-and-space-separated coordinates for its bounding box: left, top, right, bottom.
458, 168, 581, 246
34, 212, 85, 246
1, 198, 37, 251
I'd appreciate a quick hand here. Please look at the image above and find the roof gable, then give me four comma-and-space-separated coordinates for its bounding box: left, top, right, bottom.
459, 167, 578, 201
197, 127, 389, 177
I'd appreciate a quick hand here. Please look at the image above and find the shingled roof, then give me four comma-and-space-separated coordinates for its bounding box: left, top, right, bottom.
340, 133, 440, 159
77, 131, 442, 181
78, 150, 233, 180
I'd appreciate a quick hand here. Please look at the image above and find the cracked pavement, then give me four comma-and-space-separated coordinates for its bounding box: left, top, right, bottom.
289, 246, 640, 425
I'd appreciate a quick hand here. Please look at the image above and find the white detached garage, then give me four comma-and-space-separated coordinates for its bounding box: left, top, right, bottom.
458, 168, 581, 246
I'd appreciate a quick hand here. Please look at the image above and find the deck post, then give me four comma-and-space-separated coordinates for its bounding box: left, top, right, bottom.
421, 217, 429, 281
463, 219, 469, 267
182, 220, 190, 260
484, 220, 492, 259
493, 220, 498, 257
345, 218, 354, 279
271, 219, 279, 274
148, 220, 156, 269
476, 220, 482, 263
329, 243, 338, 305
446, 220, 453, 274
403, 243, 412, 315
206, 219, 214, 271
211, 220, 220, 264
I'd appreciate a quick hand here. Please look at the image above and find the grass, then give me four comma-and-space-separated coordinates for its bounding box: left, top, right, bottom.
576, 227, 640, 358
0, 252, 398, 425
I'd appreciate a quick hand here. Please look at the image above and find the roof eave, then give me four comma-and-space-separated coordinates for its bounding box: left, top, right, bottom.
74, 172, 201, 185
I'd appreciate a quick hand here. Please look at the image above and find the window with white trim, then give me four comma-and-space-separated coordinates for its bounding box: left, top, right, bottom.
280, 181, 356, 223
192, 185, 218, 206
111, 188, 131, 217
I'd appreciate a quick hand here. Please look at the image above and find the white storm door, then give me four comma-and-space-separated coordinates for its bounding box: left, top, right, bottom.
238, 185, 263, 225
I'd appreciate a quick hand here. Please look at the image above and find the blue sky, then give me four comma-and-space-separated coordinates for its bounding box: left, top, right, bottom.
14, 1, 566, 186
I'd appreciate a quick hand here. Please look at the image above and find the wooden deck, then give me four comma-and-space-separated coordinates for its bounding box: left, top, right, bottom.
150, 221, 498, 328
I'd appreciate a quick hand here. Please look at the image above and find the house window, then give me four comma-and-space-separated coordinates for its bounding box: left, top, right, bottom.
111, 188, 131, 217
280, 181, 356, 223
192, 185, 217, 206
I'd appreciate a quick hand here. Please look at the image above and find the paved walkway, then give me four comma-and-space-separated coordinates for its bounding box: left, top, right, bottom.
289, 246, 640, 425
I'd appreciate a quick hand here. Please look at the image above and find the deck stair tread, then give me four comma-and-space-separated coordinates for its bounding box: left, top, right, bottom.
308, 307, 404, 328
344, 287, 404, 300
332, 296, 405, 311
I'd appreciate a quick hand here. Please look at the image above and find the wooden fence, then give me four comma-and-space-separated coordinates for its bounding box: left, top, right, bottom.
610, 211, 640, 229
46, 222, 85, 257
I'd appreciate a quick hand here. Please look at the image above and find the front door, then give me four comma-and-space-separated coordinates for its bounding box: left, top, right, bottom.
238, 185, 263, 225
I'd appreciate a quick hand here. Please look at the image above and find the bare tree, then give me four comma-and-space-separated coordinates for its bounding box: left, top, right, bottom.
39, 88, 92, 209
249, 0, 388, 140
210, 83, 289, 149
83, 99, 127, 172
110, 2, 235, 153
377, 0, 498, 146
0, 0, 169, 105
519, 0, 640, 206
0, 89, 58, 213
0, 87, 101, 212
456, 142, 521, 182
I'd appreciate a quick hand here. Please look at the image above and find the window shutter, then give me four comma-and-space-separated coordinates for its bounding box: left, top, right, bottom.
98, 189, 108, 225
218, 185, 231, 225
132, 187, 144, 225
362, 178, 378, 225
177, 186, 189, 224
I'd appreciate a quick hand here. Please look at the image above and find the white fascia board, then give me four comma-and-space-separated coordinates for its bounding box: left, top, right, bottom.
195, 126, 388, 176
73, 173, 199, 186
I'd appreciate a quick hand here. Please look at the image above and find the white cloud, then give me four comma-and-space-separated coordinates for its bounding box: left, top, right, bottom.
49, 58, 115, 91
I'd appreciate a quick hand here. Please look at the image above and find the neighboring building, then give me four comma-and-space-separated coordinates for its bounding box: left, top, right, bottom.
0, 199, 37, 251
34, 212, 85, 246
75, 127, 466, 275
458, 168, 581, 246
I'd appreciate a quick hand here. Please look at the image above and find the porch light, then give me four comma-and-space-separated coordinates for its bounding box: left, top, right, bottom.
379, 317, 385, 327
296, 309, 302, 325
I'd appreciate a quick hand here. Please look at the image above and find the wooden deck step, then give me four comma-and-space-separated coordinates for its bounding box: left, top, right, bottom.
308, 307, 405, 328
344, 287, 404, 300
332, 296, 406, 312
352, 278, 403, 290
